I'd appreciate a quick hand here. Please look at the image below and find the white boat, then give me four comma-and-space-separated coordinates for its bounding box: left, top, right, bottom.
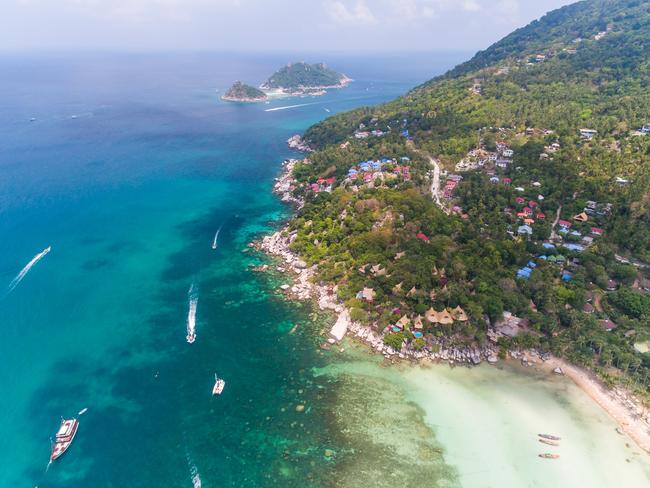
50, 418, 79, 461
212, 374, 225, 395
186, 285, 198, 344
211, 228, 220, 250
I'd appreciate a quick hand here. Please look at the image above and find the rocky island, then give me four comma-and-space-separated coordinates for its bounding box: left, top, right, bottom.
261, 62, 351, 96
221, 81, 268, 102
223, 62, 350, 103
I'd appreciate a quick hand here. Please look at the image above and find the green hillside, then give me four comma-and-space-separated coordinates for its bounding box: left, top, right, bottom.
285, 0, 650, 397
262, 62, 347, 91
222, 81, 268, 102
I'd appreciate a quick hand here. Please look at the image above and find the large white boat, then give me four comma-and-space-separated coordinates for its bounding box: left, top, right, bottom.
212, 374, 225, 395
50, 418, 79, 461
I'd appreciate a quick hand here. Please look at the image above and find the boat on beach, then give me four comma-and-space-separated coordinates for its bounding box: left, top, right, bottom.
539, 438, 560, 446
538, 433, 561, 441
212, 374, 225, 395
538, 453, 560, 459
50, 418, 79, 461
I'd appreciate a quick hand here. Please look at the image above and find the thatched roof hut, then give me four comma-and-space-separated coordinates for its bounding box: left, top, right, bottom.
362, 287, 376, 302
452, 306, 468, 322
438, 309, 454, 325
414, 315, 424, 330
396, 315, 411, 329
425, 308, 439, 323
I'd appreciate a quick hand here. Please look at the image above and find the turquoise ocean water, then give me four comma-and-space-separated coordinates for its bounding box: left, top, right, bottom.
0, 52, 465, 487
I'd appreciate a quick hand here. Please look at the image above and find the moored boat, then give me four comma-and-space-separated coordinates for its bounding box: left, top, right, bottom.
50, 418, 79, 461
212, 374, 225, 395
538, 433, 561, 441
539, 438, 559, 446
538, 453, 560, 459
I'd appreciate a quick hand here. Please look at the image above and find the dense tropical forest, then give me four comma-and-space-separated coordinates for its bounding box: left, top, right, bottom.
285, 0, 650, 399
261, 62, 347, 90
222, 81, 268, 101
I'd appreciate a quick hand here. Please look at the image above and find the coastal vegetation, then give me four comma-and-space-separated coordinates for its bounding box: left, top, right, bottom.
261, 62, 348, 92
283, 0, 650, 400
222, 81, 268, 102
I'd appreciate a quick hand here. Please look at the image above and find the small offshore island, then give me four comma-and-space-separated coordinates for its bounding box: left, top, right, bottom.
222, 62, 350, 102
222, 81, 268, 102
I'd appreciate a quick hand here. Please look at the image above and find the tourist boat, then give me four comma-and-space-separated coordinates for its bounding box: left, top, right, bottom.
186, 330, 196, 344
212, 374, 225, 396
539, 438, 559, 446
50, 418, 79, 461
538, 433, 561, 441
538, 453, 560, 459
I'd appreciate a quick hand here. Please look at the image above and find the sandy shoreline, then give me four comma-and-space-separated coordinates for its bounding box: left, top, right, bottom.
258, 155, 650, 456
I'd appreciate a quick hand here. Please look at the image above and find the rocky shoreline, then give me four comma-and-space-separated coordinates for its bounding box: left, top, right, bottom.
258, 159, 503, 366
254, 153, 650, 453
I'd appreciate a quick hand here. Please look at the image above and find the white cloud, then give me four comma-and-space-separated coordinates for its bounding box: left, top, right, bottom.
462, 0, 481, 12
324, 0, 377, 25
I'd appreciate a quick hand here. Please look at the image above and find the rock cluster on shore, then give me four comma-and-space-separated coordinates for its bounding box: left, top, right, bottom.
287, 135, 312, 152
273, 159, 304, 207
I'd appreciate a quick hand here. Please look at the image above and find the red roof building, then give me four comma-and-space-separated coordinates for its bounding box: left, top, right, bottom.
536, 212, 546, 220
558, 220, 572, 228
515, 197, 525, 204
416, 232, 430, 243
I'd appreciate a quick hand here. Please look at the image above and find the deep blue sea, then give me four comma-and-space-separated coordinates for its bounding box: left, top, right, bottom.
0, 52, 465, 487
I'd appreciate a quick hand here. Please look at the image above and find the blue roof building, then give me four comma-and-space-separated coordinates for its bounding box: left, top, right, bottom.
542, 243, 556, 249
564, 243, 585, 252
518, 225, 533, 236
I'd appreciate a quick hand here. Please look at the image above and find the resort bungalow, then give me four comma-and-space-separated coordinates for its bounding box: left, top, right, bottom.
601, 319, 617, 331
425, 308, 440, 324
416, 232, 430, 243
451, 306, 469, 322
517, 225, 533, 236
573, 212, 589, 222
583, 303, 595, 314
563, 243, 585, 253
580, 128, 597, 140
558, 219, 572, 228
438, 309, 454, 325
359, 287, 376, 302
517, 267, 533, 279
591, 227, 604, 236
606, 279, 618, 291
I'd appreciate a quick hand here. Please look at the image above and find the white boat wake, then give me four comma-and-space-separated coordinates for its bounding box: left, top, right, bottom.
7, 246, 51, 293
186, 450, 202, 488
212, 225, 222, 250
191, 466, 202, 488
186, 284, 198, 344
265, 102, 321, 112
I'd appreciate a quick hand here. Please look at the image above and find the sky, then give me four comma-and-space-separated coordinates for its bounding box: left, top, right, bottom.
2, 0, 576, 53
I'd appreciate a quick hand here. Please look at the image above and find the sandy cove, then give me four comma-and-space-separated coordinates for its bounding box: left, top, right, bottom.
257, 157, 650, 455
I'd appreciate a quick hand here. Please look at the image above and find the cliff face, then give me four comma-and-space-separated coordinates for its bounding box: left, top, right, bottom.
222, 81, 268, 102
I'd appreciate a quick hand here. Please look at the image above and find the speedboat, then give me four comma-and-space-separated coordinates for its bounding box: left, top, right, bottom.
539, 438, 559, 446
538, 453, 560, 459
538, 433, 561, 441
50, 418, 79, 461
186, 331, 196, 344
212, 374, 225, 395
